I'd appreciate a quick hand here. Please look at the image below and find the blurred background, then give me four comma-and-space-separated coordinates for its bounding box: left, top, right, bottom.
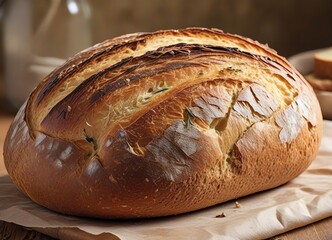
0, 0, 332, 113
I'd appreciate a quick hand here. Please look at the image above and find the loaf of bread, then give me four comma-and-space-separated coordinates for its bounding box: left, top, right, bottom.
314, 47, 332, 79
306, 47, 332, 91
4, 28, 322, 218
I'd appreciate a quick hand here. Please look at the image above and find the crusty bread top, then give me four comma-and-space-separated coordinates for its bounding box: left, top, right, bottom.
23, 28, 319, 175
26, 28, 309, 144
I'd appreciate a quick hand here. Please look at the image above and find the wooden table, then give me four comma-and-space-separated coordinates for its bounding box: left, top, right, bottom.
1, 115, 331, 240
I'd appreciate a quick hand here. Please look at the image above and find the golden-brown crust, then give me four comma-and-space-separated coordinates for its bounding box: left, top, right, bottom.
4, 28, 322, 218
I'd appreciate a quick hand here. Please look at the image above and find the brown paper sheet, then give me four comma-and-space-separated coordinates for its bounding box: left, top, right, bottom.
1, 121, 332, 240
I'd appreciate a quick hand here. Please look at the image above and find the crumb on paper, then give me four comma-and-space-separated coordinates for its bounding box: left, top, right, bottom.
234, 201, 241, 208
215, 212, 226, 218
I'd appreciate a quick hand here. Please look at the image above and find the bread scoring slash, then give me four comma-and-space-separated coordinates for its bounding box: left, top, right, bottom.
4, 28, 322, 218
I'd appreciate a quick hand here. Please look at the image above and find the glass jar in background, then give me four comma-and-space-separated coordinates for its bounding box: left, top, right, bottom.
2, 0, 93, 111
